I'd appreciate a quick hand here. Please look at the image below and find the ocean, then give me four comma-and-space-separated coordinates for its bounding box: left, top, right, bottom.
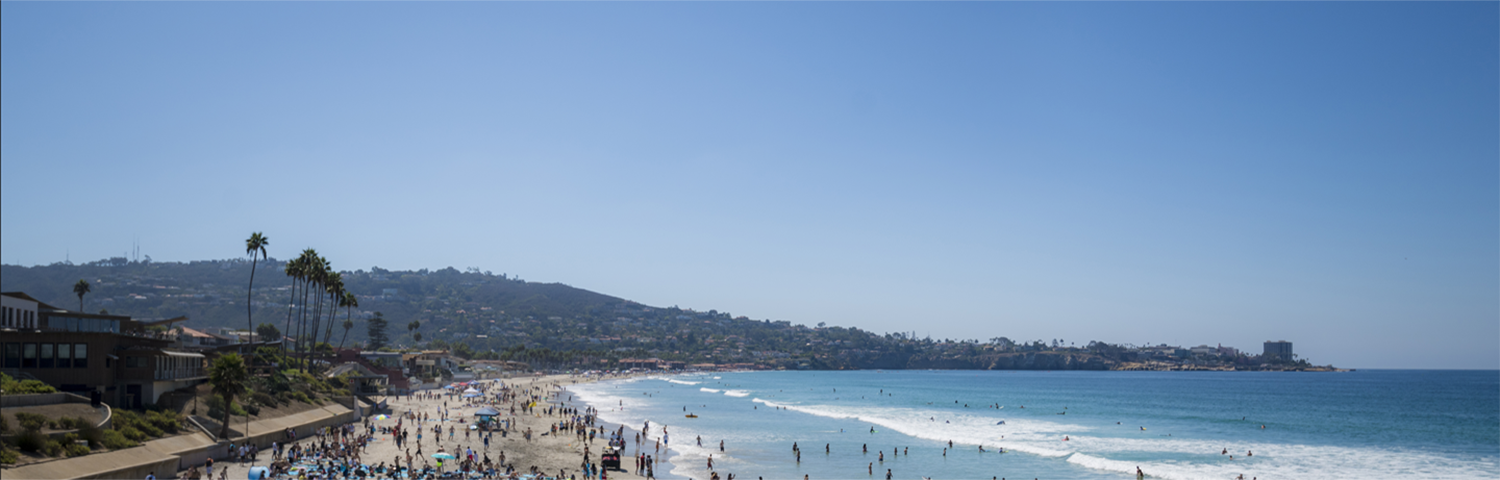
567, 370, 1498, 480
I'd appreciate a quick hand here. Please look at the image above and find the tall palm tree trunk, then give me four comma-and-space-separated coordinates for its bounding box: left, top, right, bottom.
246, 257, 258, 358
309, 288, 323, 363
322, 292, 339, 346
282, 276, 297, 360
298, 278, 311, 372
338, 301, 353, 350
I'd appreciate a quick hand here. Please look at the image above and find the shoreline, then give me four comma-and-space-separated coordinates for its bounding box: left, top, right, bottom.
558, 378, 688, 480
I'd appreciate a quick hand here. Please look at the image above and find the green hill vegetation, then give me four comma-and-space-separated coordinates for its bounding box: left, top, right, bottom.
0, 257, 1321, 371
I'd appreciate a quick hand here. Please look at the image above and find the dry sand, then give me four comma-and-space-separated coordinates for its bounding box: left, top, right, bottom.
214, 374, 657, 480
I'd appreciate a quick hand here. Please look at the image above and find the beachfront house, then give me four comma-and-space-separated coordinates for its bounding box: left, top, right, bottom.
1, 291, 208, 409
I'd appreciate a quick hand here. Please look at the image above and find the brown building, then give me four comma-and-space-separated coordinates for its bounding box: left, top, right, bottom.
0, 292, 207, 409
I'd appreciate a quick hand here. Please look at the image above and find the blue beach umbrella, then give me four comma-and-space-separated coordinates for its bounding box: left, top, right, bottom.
248, 466, 270, 480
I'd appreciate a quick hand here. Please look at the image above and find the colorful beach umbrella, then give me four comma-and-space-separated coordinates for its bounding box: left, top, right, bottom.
432, 453, 457, 460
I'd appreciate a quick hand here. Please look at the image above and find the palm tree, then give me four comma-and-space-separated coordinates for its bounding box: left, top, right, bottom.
209, 353, 248, 440
338, 292, 358, 350
306, 257, 330, 365
73, 279, 91, 312
321, 271, 344, 346
281, 256, 304, 360
244, 232, 269, 356
407, 321, 421, 347
295, 251, 322, 371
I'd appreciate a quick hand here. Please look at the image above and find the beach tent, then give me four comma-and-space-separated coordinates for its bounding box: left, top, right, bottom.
463, 388, 480, 394
474, 407, 501, 418
463, 392, 481, 398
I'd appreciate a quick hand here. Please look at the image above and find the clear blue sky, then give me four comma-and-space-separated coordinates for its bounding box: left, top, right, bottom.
3, 2, 1495, 369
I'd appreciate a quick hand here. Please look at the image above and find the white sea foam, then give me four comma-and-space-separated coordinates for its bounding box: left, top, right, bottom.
700, 387, 721, 393
724, 390, 750, 397
661, 377, 700, 386
752, 398, 1075, 457
761, 397, 1500, 479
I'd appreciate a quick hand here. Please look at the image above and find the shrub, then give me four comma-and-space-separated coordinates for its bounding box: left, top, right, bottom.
73, 418, 103, 447
12, 429, 46, 452
244, 403, 261, 416
100, 429, 138, 449
40, 439, 64, 457
14, 413, 49, 432
65, 443, 91, 457
0, 447, 18, 464
0, 372, 57, 394
206, 396, 247, 418
145, 411, 181, 434
119, 426, 147, 442
113, 410, 173, 438
49, 417, 82, 430
251, 391, 278, 408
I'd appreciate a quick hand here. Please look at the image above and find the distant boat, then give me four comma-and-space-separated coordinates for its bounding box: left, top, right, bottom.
685, 414, 698, 418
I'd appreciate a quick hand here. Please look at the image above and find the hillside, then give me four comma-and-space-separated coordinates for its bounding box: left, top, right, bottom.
0, 258, 1325, 371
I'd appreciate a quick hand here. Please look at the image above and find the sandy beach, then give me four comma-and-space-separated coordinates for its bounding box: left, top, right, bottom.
213, 373, 659, 480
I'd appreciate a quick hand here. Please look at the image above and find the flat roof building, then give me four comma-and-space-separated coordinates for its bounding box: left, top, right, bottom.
1263, 340, 1294, 360
1, 291, 206, 409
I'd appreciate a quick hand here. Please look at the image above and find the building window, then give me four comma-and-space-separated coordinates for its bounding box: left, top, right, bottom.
2, 343, 17, 368
76, 344, 87, 368
39, 343, 54, 368
127, 356, 145, 368
22, 343, 37, 368
57, 343, 71, 369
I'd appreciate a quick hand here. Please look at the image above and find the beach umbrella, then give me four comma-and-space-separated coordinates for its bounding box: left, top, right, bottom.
248, 466, 270, 480
444, 385, 456, 389
432, 453, 457, 460
463, 388, 480, 394
375, 414, 389, 420
463, 393, 481, 398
